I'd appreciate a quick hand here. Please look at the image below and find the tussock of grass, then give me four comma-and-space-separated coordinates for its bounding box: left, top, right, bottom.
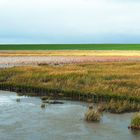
85, 104, 101, 122
41, 103, 46, 108
129, 112, 140, 130
41, 96, 48, 101
103, 100, 140, 113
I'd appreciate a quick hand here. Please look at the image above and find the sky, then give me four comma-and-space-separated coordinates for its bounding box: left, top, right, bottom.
0, 0, 140, 44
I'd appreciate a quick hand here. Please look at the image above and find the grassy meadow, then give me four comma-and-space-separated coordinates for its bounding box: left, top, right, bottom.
0, 62, 140, 103
0, 44, 140, 50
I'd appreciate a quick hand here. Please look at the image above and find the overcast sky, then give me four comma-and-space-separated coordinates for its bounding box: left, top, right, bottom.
0, 0, 140, 44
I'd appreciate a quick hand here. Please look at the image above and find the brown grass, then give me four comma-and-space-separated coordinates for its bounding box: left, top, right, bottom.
0, 61, 140, 104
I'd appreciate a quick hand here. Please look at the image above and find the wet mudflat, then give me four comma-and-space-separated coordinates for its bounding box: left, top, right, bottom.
0, 90, 140, 140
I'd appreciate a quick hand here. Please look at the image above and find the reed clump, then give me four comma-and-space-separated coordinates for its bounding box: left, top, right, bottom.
41, 103, 46, 108
104, 100, 140, 114
85, 104, 101, 122
97, 103, 106, 113
41, 96, 48, 101
129, 112, 140, 130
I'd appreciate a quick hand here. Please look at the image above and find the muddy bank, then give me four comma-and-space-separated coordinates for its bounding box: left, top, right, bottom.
0, 83, 140, 114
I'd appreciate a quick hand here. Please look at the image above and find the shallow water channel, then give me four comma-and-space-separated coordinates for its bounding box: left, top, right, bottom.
0, 90, 140, 140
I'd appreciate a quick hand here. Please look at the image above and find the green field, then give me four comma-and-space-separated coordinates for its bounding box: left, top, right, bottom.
0, 44, 140, 50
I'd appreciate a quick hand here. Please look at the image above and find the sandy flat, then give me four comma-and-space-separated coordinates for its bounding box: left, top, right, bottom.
0, 56, 140, 68
0, 50, 140, 56
0, 50, 140, 68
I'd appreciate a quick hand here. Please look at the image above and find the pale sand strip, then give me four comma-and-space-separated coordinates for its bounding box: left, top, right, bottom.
0, 56, 140, 68
0, 50, 140, 57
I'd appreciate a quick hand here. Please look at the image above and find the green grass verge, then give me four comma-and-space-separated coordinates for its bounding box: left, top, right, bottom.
0, 44, 140, 50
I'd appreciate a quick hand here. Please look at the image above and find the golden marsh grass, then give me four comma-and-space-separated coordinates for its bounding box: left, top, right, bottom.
0, 62, 140, 103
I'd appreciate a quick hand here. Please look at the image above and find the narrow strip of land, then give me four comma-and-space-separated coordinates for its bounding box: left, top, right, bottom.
0, 56, 140, 68
0, 50, 140, 68
0, 50, 140, 56
0, 44, 140, 50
